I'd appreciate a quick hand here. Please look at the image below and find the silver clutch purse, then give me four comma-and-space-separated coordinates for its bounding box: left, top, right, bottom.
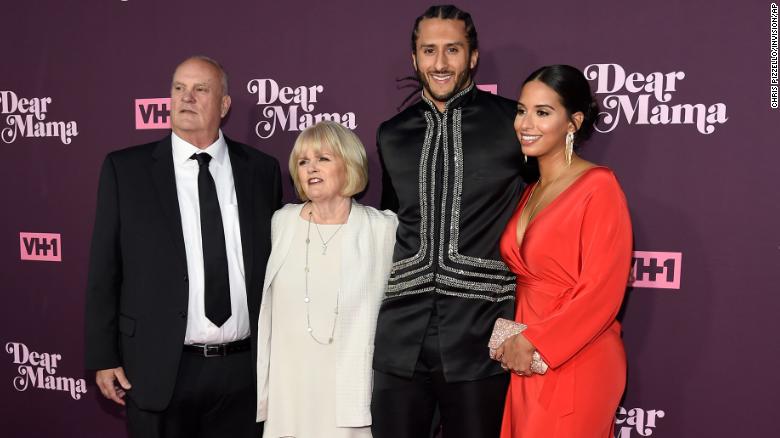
488, 317, 548, 374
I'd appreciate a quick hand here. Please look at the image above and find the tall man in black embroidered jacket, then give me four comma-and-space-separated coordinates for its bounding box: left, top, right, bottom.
84, 56, 281, 438
371, 6, 527, 438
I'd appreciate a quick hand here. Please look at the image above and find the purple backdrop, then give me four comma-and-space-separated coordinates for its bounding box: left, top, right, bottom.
2, 0, 779, 436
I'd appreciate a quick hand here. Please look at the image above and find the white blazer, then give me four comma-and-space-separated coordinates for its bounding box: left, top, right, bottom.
256, 201, 397, 427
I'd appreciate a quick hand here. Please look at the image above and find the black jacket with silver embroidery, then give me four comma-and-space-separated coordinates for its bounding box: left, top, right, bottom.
374, 84, 527, 381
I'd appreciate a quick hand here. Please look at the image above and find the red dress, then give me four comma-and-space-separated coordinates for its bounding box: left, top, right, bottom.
498, 167, 632, 438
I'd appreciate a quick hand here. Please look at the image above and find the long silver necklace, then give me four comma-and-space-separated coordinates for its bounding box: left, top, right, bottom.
303, 208, 341, 345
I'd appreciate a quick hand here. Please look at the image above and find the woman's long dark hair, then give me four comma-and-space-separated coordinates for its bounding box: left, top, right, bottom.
523, 65, 600, 145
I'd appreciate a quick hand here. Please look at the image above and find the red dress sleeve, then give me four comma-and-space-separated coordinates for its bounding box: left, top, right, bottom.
521, 173, 633, 369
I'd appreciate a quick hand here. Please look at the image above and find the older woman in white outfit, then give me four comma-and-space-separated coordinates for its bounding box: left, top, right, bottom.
256, 121, 397, 438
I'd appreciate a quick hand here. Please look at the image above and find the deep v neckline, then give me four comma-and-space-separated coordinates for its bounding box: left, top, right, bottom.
514, 166, 604, 253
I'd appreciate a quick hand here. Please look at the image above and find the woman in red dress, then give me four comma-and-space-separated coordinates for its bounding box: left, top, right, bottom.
495, 65, 633, 437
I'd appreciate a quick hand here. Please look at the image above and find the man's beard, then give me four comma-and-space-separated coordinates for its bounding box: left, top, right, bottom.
417, 66, 473, 104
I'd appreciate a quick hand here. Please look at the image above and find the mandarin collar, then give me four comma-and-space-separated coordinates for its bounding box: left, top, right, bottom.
420, 82, 476, 113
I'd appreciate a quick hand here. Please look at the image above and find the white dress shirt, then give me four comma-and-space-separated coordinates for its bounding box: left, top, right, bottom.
171, 130, 250, 344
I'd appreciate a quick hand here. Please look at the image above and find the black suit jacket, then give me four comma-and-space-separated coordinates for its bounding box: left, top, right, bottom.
84, 135, 281, 411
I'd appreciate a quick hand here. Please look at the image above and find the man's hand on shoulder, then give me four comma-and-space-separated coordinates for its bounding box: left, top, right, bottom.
96, 367, 132, 406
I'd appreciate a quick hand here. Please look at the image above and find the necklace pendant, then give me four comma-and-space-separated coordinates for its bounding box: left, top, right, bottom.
321, 245, 327, 255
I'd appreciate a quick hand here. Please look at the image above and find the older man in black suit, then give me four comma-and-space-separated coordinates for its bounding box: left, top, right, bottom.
84, 56, 281, 438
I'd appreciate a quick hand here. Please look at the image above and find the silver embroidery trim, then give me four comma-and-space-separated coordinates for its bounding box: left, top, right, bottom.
438, 275, 515, 294
420, 82, 475, 113
439, 262, 516, 281
437, 289, 516, 302
446, 108, 512, 271
384, 286, 436, 299
387, 273, 435, 293
436, 108, 514, 285
389, 112, 435, 274
433, 107, 515, 300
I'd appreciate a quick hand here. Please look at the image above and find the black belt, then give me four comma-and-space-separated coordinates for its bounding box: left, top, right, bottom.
183, 338, 251, 357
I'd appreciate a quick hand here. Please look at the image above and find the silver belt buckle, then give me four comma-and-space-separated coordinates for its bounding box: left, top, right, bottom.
203, 344, 224, 357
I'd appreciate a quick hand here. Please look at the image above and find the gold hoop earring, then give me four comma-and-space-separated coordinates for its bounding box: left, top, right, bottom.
565, 132, 574, 166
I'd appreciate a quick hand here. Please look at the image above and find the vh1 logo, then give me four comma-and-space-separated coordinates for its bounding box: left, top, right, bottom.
476, 84, 498, 95
19, 232, 61, 262
630, 251, 682, 289
135, 98, 170, 129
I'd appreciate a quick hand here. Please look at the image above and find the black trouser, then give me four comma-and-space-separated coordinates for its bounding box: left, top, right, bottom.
371, 314, 509, 438
126, 348, 261, 438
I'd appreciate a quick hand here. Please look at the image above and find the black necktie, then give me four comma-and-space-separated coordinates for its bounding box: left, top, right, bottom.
191, 153, 231, 327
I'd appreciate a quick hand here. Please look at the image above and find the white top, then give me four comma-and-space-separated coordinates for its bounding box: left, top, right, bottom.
257, 202, 398, 427
264, 218, 370, 438
171, 130, 250, 344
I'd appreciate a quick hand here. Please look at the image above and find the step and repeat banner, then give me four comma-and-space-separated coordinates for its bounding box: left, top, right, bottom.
2, 0, 778, 436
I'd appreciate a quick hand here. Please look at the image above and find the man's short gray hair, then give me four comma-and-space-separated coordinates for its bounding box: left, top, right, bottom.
177, 55, 229, 95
